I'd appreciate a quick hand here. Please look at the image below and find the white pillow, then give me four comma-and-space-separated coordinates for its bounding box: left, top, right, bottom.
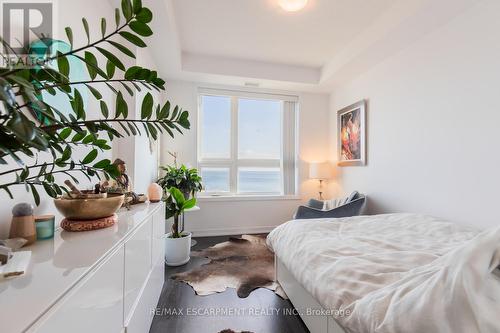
322, 195, 351, 211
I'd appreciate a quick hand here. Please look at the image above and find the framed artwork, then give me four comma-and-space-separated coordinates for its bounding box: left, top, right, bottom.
337, 100, 366, 166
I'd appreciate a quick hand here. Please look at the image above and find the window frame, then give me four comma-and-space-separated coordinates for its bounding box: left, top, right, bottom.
197, 87, 298, 197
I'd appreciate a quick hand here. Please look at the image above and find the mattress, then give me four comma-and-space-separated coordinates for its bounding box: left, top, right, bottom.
267, 213, 500, 333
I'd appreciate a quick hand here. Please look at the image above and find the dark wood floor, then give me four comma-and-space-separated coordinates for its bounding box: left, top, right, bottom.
149, 235, 309, 333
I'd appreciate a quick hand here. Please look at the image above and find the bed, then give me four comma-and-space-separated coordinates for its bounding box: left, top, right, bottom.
267, 213, 500, 333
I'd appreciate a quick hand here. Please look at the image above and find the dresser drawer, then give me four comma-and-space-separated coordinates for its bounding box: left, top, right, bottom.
124, 217, 152, 324
32, 245, 125, 333
151, 206, 165, 266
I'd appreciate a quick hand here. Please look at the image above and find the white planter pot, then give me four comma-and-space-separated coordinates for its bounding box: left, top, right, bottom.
165, 232, 191, 266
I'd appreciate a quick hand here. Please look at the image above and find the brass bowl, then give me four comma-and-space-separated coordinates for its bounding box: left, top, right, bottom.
54, 193, 125, 220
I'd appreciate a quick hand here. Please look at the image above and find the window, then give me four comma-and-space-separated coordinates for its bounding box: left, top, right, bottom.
198, 88, 297, 196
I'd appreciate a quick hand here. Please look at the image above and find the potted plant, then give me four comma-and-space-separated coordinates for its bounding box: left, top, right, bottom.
157, 153, 202, 219
158, 152, 203, 199
164, 187, 196, 266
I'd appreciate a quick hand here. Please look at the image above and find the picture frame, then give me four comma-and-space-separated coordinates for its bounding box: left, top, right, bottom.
337, 100, 366, 166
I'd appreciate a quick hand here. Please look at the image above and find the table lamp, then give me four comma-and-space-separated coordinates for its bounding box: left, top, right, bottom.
309, 162, 332, 200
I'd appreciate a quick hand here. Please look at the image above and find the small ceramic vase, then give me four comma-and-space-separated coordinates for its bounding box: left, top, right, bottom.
9, 203, 36, 246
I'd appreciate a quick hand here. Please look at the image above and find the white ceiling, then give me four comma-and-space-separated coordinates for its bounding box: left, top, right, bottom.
173, 0, 397, 68
141, 0, 481, 92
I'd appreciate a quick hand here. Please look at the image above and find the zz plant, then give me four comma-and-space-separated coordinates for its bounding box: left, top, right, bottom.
0, 0, 190, 205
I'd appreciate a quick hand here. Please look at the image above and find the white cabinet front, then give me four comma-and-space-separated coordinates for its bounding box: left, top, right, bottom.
151, 206, 165, 267
33, 246, 125, 333
124, 217, 153, 325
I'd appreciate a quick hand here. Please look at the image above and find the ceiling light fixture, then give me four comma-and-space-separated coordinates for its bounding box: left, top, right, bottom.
278, 0, 308, 12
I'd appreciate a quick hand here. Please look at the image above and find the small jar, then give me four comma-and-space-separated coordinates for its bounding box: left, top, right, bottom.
35, 215, 55, 240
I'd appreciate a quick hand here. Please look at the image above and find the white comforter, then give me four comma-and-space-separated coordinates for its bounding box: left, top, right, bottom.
267, 213, 500, 333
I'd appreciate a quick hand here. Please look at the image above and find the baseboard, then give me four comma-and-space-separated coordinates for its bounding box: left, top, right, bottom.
190, 225, 278, 237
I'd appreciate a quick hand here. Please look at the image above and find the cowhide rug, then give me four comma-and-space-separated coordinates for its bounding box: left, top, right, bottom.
172, 235, 287, 298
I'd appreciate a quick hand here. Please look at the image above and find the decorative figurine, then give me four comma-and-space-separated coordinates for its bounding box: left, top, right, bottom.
113, 158, 131, 192
100, 158, 146, 208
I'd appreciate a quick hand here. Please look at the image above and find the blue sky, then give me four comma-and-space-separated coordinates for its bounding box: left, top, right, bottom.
201, 95, 282, 159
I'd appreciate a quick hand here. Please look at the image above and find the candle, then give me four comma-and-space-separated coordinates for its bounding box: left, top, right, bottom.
35, 215, 55, 240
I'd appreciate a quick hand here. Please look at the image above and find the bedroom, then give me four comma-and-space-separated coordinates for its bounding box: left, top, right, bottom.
0, 0, 499, 332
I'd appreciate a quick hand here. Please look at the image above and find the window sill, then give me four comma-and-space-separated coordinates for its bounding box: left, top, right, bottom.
196, 194, 302, 202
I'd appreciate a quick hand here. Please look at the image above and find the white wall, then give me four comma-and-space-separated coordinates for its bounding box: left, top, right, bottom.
330, 0, 500, 229
161, 81, 333, 235
117, 47, 161, 195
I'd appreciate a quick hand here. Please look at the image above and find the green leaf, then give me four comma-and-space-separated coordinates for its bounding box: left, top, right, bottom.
96, 47, 125, 71
115, 8, 121, 28
169, 187, 185, 206
93, 159, 111, 169
43, 183, 57, 198
59, 128, 72, 140
171, 105, 179, 119
84, 51, 98, 80
106, 82, 118, 94
107, 40, 135, 58
29, 184, 40, 206
121, 0, 133, 20
132, 0, 142, 14
129, 21, 152, 37
57, 51, 70, 77
124, 66, 141, 80
60, 146, 72, 161
141, 92, 153, 119
82, 149, 98, 164
65, 27, 73, 47
136, 8, 152, 23
100, 100, 109, 118
1, 186, 13, 199
82, 18, 90, 44
120, 82, 134, 96
20, 167, 29, 181
85, 84, 103, 100
182, 197, 196, 210
119, 31, 146, 47
101, 18, 107, 38
152, 77, 166, 89
106, 60, 116, 79
115, 91, 128, 118
178, 110, 190, 129
71, 90, 85, 120
82, 134, 94, 144
160, 101, 170, 118
147, 123, 157, 140
7, 113, 36, 142
71, 131, 86, 143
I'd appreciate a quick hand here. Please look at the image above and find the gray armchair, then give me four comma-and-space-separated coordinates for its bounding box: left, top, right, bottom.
293, 192, 367, 220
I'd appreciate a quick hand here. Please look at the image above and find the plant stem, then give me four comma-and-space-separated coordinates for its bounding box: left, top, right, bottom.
40, 118, 173, 131
36, 79, 141, 92
0, 165, 101, 188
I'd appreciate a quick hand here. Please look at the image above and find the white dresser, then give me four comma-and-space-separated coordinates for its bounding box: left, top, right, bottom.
0, 202, 165, 333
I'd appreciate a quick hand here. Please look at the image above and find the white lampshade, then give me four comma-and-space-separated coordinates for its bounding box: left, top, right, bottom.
309, 162, 332, 180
